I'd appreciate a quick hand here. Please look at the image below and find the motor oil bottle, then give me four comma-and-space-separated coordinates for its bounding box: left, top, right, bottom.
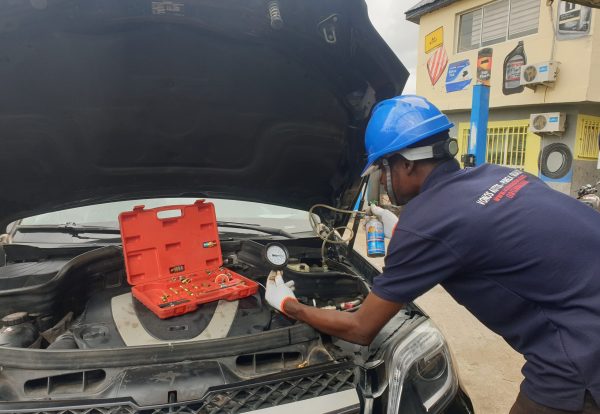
365, 216, 385, 258
503, 41, 526, 95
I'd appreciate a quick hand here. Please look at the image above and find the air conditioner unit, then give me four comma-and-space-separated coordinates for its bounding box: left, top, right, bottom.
529, 112, 566, 134
520, 61, 559, 88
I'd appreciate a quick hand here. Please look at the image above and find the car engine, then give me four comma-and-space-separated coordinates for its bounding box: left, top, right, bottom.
0, 238, 369, 351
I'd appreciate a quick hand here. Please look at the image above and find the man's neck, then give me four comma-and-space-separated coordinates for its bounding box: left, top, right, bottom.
414, 162, 440, 192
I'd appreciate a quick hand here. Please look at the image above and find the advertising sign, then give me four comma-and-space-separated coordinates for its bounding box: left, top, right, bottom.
476, 48, 493, 87
502, 41, 526, 95
445, 59, 472, 92
427, 47, 448, 86
425, 27, 444, 54
557, 1, 592, 39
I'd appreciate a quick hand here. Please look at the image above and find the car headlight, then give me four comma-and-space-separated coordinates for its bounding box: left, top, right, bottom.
386, 319, 458, 414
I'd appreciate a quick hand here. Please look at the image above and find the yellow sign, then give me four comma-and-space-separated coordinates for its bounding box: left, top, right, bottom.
425, 27, 444, 54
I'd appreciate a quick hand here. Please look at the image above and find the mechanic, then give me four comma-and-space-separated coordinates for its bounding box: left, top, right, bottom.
265, 95, 600, 414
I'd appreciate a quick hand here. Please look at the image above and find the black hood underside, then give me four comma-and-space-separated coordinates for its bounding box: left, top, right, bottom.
0, 0, 407, 228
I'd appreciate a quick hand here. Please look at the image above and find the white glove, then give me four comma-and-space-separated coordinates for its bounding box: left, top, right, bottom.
366, 205, 398, 239
265, 270, 297, 314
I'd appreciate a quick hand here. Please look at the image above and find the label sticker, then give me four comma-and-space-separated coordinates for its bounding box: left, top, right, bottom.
152, 1, 184, 16
169, 265, 185, 273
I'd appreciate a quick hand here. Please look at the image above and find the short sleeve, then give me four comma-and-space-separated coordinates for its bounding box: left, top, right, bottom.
372, 228, 463, 304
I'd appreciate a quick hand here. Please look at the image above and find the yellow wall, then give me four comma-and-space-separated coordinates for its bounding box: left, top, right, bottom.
415, 0, 599, 110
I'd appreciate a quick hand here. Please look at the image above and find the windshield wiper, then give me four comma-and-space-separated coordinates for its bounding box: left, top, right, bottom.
16, 224, 121, 235
17, 222, 294, 239
217, 221, 294, 238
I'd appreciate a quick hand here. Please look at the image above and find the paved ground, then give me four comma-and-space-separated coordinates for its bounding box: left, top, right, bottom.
354, 231, 524, 414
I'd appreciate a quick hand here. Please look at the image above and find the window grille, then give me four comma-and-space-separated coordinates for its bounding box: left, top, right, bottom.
457, 121, 538, 172
575, 115, 600, 160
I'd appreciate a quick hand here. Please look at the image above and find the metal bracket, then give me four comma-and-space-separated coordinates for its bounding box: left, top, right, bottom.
462, 154, 476, 168
317, 14, 339, 44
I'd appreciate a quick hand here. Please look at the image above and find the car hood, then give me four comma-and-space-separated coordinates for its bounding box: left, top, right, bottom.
0, 0, 407, 229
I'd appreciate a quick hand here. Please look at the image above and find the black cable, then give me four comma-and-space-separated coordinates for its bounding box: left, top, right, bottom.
539, 143, 572, 179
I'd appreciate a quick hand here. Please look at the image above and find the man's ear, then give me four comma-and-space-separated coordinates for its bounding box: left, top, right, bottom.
391, 157, 414, 175
405, 159, 416, 175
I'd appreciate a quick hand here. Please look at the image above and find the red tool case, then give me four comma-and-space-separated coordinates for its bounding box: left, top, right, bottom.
118, 200, 258, 319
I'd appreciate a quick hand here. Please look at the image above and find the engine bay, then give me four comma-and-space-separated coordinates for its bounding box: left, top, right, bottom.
0, 238, 370, 351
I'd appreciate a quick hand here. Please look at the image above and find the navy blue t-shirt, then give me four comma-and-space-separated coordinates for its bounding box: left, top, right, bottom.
372, 159, 600, 411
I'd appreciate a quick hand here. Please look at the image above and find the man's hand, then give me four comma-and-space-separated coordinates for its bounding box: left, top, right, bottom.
265, 270, 297, 314
283, 292, 404, 345
366, 205, 399, 239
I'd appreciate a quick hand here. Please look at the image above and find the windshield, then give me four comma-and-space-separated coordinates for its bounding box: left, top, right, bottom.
18, 198, 312, 234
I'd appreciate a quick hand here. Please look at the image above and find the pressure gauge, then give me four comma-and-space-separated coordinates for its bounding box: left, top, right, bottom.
264, 243, 289, 269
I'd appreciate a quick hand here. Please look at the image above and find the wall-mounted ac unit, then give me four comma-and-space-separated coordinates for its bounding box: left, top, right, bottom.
520, 61, 559, 88
529, 112, 566, 134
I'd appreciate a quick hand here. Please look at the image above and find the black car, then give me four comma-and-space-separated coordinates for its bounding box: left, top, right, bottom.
0, 1, 474, 413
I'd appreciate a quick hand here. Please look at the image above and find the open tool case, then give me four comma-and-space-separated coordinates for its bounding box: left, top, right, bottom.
118, 200, 258, 319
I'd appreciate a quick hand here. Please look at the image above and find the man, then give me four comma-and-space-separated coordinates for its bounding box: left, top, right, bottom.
265, 95, 600, 413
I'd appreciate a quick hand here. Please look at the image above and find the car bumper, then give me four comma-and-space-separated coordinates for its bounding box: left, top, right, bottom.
0, 388, 474, 414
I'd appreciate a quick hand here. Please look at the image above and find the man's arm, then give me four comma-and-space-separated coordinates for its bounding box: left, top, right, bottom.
283, 292, 403, 345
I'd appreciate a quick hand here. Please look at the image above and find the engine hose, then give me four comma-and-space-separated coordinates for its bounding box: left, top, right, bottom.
308, 204, 365, 266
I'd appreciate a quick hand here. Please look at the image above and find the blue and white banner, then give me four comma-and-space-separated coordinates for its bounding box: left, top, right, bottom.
445, 59, 472, 93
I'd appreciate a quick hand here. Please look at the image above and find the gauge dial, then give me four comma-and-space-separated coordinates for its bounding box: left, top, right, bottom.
265, 243, 289, 269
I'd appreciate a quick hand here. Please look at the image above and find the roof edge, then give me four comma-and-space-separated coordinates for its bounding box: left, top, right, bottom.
405, 0, 460, 24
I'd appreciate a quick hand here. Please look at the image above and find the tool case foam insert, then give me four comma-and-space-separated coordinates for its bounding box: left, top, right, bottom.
119, 200, 258, 319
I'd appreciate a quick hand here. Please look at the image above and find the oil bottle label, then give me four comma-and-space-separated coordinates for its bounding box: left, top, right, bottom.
505, 55, 525, 89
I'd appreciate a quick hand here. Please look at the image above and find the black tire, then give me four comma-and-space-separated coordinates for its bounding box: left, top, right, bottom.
538, 143, 572, 179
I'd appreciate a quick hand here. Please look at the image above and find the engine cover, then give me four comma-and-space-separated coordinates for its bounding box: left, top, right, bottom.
70, 290, 271, 349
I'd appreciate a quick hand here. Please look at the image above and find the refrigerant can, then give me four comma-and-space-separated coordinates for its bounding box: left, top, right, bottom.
365, 216, 385, 257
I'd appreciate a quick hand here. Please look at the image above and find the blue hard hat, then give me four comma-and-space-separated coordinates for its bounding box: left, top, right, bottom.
361, 95, 454, 176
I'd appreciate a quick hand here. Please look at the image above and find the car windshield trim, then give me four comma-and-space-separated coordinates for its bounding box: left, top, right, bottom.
216, 222, 295, 238
14, 221, 296, 239
15, 224, 121, 235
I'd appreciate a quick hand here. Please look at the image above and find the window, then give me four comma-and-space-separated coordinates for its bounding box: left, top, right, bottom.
575, 115, 600, 160
457, 0, 540, 52
457, 120, 541, 174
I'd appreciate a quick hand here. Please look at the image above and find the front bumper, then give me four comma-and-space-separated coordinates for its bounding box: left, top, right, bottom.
0, 390, 360, 414
0, 362, 357, 414
0, 388, 473, 414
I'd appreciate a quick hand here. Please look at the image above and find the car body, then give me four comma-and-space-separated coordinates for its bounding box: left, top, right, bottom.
0, 1, 474, 413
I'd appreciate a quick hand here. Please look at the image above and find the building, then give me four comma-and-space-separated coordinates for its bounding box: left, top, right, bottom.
406, 0, 600, 194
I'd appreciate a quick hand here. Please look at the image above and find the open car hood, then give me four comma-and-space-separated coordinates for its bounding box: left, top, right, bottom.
0, 0, 407, 229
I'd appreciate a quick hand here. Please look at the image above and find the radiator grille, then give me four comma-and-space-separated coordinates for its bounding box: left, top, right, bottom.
198, 367, 355, 413
6, 366, 355, 414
